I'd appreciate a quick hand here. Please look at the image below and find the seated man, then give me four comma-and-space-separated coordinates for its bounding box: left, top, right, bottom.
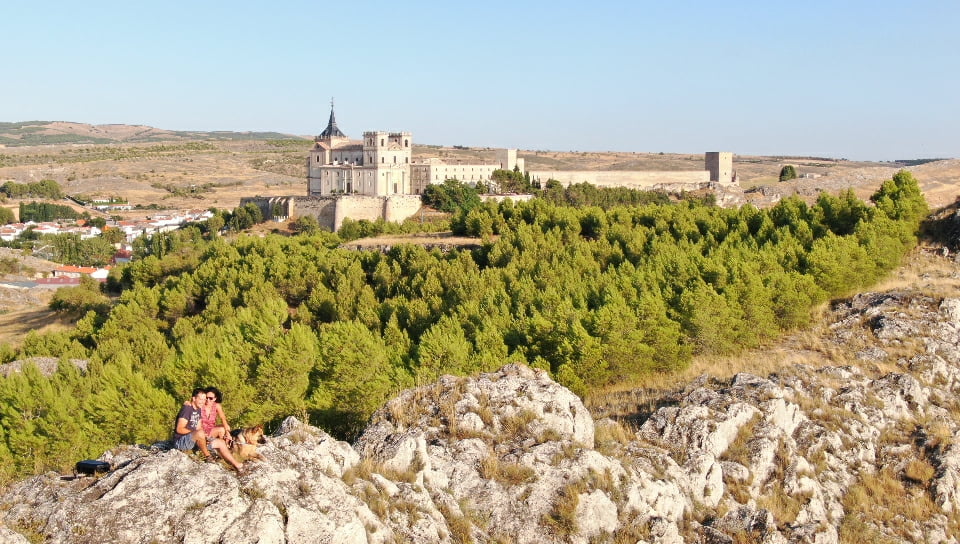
173, 388, 244, 472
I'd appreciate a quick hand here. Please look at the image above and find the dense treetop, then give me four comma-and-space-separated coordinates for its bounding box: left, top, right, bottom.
0, 171, 928, 482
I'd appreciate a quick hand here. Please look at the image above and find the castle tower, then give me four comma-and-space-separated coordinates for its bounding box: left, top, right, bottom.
496, 149, 518, 171
705, 152, 734, 185
364, 131, 413, 195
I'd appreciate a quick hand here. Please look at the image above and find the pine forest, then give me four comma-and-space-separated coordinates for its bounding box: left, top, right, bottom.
0, 171, 928, 483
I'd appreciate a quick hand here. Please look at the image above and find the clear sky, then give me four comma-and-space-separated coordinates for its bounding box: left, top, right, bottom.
2, 1, 957, 161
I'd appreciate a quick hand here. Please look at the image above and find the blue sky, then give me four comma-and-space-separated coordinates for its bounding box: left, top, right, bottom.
2, 1, 957, 161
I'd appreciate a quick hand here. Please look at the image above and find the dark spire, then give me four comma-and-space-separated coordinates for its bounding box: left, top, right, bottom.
319, 97, 346, 139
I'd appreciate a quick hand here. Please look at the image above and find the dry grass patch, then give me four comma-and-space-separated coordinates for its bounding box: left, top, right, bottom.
611, 515, 651, 543
904, 458, 936, 485
536, 428, 563, 443
927, 420, 955, 449
872, 249, 960, 298
910, 415, 955, 450
475, 391, 494, 426
543, 479, 587, 538
342, 457, 375, 485
438, 501, 474, 544
757, 486, 810, 528
753, 437, 809, 526
479, 454, 537, 486
594, 419, 636, 457
725, 478, 753, 506
840, 466, 960, 541
343, 457, 420, 486
595, 419, 635, 446
9, 519, 46, 544
550, 441, 582, 466
391, 498, 423, 522
789, 390, 860, 433
586, 467, 623, 504
387, 397, 419, 428
720, 413, 762, 466
357, 482, 389, 518
499, 409, 537, 440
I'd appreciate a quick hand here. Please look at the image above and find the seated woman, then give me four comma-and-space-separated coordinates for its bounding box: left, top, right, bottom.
202, 387, 232, 443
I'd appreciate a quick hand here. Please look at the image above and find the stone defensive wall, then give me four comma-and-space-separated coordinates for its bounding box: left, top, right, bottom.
528, 170, 711, 190
241, 195, 423, 232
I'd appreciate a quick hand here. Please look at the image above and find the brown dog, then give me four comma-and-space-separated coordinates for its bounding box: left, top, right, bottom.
229, 425, 266, 462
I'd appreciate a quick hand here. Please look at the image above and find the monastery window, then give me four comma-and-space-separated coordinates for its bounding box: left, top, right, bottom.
404, 140, 409, 147
381, 157, 385, 163
405, 157, 408, 163
393, 156, 396, 164
381, 138, 385, 146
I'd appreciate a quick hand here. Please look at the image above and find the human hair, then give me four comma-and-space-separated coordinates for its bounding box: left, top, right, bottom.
191, 387, 206, 398
205, 386, 223, 403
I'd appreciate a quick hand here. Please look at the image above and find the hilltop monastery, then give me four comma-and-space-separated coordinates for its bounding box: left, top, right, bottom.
242, 106, 737, 230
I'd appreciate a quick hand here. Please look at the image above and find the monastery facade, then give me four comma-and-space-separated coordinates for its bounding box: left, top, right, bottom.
306, 108, 414, 196
307, 106, 518, 197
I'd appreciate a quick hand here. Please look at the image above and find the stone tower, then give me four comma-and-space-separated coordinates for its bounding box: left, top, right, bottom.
705, 152, 734, 185
363, 131, 413, 195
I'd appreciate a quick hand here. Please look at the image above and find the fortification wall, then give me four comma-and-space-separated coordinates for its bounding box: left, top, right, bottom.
528, 170, 711, 189
242, 195, 423, 231
291, 197, 339, 230
332, 196, 387, 231
383, 195, 424, 224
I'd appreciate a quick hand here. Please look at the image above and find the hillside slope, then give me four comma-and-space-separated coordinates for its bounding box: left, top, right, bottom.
4, 258, 960, 542
0, 121, 301, 146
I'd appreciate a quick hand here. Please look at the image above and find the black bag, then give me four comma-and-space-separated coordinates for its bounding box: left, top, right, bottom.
75, 460, 111, 475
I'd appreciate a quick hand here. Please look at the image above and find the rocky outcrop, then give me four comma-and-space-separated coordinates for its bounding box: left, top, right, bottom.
4, 292, 960, 543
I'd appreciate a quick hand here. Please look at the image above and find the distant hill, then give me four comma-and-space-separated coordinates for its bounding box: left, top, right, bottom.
0, 121, 307, 146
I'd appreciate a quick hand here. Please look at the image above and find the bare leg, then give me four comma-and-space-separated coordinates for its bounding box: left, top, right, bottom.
208, 426, 227, 441
211, 438, 243, 471
192, 430, 212, 457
